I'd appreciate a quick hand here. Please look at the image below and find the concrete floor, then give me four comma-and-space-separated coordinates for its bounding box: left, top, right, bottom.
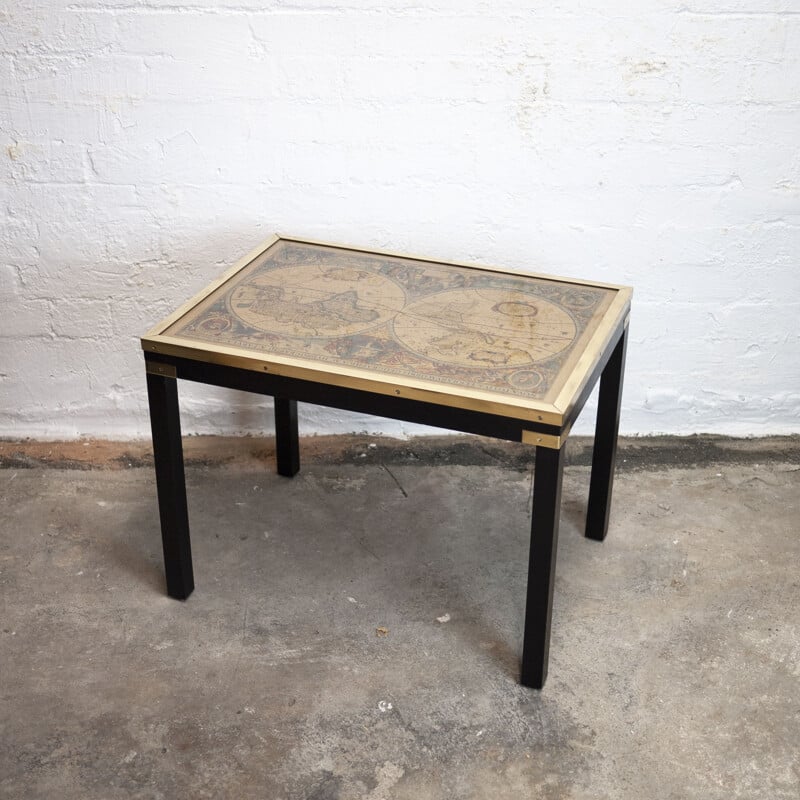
0, 435, 798, 799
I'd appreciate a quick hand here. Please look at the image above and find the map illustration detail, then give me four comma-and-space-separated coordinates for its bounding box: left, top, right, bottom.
392, 289, 577, 369
228, 264, 406, 337
165, 241, 615, 400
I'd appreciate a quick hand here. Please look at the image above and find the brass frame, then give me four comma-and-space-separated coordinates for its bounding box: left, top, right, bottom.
141, 234, 632, 431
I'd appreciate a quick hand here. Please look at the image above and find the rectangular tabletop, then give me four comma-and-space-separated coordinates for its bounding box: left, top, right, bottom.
142, 236, 631, 428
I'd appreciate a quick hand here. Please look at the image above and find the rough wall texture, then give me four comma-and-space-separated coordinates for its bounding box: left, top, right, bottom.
1, 1, 798, 439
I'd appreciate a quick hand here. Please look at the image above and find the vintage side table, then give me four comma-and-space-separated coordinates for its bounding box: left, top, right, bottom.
141, 235, 631, 689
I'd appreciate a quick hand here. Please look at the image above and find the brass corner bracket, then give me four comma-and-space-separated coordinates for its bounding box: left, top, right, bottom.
145, 361, 177, 378
521, 430, 564, 450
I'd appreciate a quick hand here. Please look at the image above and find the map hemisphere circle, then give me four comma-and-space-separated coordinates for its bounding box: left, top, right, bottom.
391, 288, 578, 369
227, 264, 407, 338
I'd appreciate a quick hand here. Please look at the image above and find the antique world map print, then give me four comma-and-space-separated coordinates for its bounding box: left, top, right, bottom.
164, 240, 616, 400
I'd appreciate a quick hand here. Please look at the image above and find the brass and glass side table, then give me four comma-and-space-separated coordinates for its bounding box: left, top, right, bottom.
141, 235, 631, 689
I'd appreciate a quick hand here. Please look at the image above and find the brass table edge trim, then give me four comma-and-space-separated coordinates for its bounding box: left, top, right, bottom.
141, 336, 565, 426
277, 233, 634, 293
144, 233, 281, 337
552, 293, 632, 417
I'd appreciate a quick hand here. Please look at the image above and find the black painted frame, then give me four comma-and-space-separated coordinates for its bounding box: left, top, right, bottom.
144, 320, 628, 689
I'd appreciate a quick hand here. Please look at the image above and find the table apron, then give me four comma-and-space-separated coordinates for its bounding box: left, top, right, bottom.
144, 354, 564, 445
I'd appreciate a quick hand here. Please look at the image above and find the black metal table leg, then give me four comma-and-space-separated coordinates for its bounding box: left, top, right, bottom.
146, 371, 194, 600
521, 444, 566, 689
585, 327, 628, 542
274, 397, 300, 477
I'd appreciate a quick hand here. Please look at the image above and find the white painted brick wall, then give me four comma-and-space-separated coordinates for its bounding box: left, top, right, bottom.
1, 0, 798, 439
